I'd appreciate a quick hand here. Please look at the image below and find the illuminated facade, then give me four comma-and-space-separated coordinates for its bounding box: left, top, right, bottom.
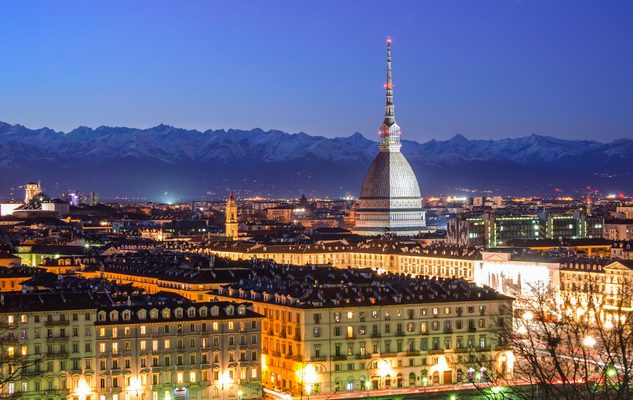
449, 211, 604, 248
353, 37, 425, 236
559, 259, 633, 315
24, 182, 42, 204
0, 293, 262, 400
225, 193, 238, 240
212, 264, 513, 397
201, 241, 478, 281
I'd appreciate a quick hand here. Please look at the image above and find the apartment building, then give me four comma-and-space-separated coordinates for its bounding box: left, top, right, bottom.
0, 290, 262, 400
211, 263, 514, 397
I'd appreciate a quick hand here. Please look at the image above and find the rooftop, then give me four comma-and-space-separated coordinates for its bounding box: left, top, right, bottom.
216, 263, 510, 309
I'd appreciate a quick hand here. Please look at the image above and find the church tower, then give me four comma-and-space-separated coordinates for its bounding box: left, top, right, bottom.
353, 37, 426, 236
225, 192, 238, 240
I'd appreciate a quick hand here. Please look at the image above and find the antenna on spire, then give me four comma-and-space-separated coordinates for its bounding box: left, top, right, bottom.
383, 35, 395, 127
379, 35, 401, 152
386, 36, 392, 90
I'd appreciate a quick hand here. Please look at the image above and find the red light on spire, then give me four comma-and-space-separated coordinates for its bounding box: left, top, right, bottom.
387, 36, 392, 44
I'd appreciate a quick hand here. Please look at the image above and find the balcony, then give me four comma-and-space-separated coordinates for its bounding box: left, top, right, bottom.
370, 332, 381, 338
46, 351, 69, 359
355, 353, 371, 359
309, 356, 327, 362
332, 355, 347, 361
44, 320, 70, 327
468, 327, 477, 333
45, 336, 69, 343
429, 349, 445, 355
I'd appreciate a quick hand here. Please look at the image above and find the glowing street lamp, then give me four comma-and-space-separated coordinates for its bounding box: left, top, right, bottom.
76, 378, 92, 400
582, 335, 596, 347
606, 366, 617, 379
490, 386, 502, 394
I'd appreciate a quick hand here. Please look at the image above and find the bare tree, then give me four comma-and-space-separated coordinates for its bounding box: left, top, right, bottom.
470, 276, 633, 400
0, 324, 42, 398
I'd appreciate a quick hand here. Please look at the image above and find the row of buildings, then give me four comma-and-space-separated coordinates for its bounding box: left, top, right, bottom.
0, 289, 261, 400
0, 252, 513, 400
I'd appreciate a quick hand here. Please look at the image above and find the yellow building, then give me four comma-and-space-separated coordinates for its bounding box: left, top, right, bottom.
559, 259, 633, 316
200, 241, 478, 281
0, 266, 41, 292
225, 193, 239, 240
211, 263, 514, 397
0, 291, 263, 400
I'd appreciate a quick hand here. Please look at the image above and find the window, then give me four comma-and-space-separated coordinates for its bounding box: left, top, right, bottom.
346, 326, 354, 338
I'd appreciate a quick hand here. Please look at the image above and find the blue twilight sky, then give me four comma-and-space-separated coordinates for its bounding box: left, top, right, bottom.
0, 1, 632, 142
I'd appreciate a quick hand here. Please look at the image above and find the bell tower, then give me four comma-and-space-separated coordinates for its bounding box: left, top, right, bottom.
225, 192, 238, 240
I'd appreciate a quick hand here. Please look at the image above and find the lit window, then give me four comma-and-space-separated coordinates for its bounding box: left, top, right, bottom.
189, 371, 196, 382
177, 372, 184, 384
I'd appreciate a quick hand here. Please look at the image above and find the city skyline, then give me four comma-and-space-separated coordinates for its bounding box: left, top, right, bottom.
1, 1, 632, 141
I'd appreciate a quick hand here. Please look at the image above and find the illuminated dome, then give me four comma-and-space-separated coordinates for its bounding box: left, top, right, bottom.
353, 37, 426, 236
360, 151, 421, 199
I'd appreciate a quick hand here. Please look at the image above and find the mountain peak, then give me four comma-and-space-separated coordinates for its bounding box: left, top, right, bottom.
449, 133, 468, 142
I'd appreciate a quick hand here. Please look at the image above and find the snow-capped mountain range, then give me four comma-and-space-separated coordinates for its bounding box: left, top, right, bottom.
1, 122, 631, 199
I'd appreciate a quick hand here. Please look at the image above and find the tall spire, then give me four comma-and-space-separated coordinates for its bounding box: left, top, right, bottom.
384, 36, 394, 125
379, 36, 401, 152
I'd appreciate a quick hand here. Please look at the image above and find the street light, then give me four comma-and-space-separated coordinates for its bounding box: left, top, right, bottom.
582, 335, 596, 347
75, 378, 92, 400
297, 363, 317, 400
